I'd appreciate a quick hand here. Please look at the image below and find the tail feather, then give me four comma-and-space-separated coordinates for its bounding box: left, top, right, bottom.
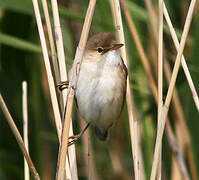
94, 127, 108, 141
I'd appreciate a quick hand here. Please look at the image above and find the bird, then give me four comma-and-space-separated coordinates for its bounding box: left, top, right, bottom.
59, 32, 127, 142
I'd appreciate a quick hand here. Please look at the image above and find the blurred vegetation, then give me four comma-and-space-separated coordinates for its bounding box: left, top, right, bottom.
0, 0, 198, 179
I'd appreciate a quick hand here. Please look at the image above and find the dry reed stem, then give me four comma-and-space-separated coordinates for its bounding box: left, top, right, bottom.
31, 2, 75, 176
164, 27, 195, 180
165, 122, 190, 180
80, 117, 98, 180
41, 1, 74, 179
145, 0, 199, 113
163, 3, 199, 111
50, 0, 78, 179
22, 82, 30, 180
144, 0, 158, 39
173, 154, 183, 179
32, 0, 62, 139
0, 93, 40, 180
121, 0, 160, 178
158, 0, 163, 120
164, 58, 193, 180
120, 0, 158, 100
164, 65, 191, 180
55, 0, 96, 179
111, 0, 141, 179
41, 0, 60, 84
150, 1, 196, 179
167, 62, 197, 180
144, 0, 195, 179
138, 129, 146, 180
164, 0, 196, 110
31, 1, 71, 176
33, 0, 74, 177
157, 0, 163, 179
64, 157, 72, 179
175, 120, 187, 179
121, 0, 190, 179
68, 125, 78, 180
187, 146, 198, 180
51, 0, 67, 104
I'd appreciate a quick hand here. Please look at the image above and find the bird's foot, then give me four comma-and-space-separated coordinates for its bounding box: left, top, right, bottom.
56, 81, 69, 91
67, 123, 90, 146
68, 134, 81, 146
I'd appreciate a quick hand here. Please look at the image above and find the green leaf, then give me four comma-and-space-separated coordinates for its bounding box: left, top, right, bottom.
0, 32, 41, 53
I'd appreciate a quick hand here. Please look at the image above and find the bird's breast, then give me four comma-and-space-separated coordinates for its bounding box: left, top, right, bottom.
75, 57, 126, 132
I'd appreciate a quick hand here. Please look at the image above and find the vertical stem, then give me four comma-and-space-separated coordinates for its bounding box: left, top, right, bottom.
50, 0, 78, 179
157, 0, 163, 179
0, 93, 40, 180
55, 0, 96, 179
150, 1, 196, 179
164, 0, 196, 108
22, 82, 30, 180
41, 0, 60, 84
163, 3, 199, 111
122, 0, 191, 179
80, 117, 98, 180
32, 0, 62, 139
51, 0, 67, 104
110, 0, 141, 179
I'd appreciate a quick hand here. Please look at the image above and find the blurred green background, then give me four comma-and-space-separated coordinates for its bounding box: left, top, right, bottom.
0, 0, 198, 179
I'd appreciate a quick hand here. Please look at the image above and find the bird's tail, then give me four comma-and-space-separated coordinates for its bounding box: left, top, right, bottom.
94, 127, 108, 141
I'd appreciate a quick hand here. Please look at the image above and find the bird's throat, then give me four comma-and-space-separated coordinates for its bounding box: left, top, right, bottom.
103, 50, 122, 67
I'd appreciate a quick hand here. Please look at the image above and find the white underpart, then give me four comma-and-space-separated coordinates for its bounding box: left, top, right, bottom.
75, 49, 125, 133
104, 49, 122, 66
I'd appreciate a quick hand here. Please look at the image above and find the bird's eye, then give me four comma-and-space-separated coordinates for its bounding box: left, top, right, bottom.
97, 47, 104, 53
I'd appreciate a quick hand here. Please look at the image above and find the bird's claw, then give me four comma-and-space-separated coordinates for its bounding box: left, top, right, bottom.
56, 81, 69, 91
68, 135, 81, 146
57, 81, 76, 91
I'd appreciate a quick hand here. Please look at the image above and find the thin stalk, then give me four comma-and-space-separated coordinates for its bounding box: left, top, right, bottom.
144, 0, 158, 41
0, 93, 40, 180
68, 124, 78, 180
32, 0, 62, 139
55, 0, 96, 179
165, 121, 190, 180
111, 0, 141, 179
164, 58, 197, 180
144, 1, 195, 179
30, 2, 70, 176
41, 0, 75, 179
32, 2, 72, 177
187, 146, 198, 180
22, 82, 30, 180
163, 3, 199, 111
50, 0, 78, 179
51, 0, 67, 104
157, 0, 163, 179
151, 1, 196, 179
41, 0, 60, 84
164, 0, 196, 112
120, 0, 158, 100
80, 117, 98, 180
121, 0, 190, 179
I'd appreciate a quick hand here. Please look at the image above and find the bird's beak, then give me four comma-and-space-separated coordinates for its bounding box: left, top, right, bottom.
111, 43, 124, 50
102, 43, 124, 54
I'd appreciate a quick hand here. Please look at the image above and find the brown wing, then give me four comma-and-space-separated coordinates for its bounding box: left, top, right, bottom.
118, 57, 128, 118
121, 57, 128, 80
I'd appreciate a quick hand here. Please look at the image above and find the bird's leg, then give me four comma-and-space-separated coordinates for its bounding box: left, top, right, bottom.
68, 123, 90, 146
56, 81, 69, 91
57, 81, 76, 91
